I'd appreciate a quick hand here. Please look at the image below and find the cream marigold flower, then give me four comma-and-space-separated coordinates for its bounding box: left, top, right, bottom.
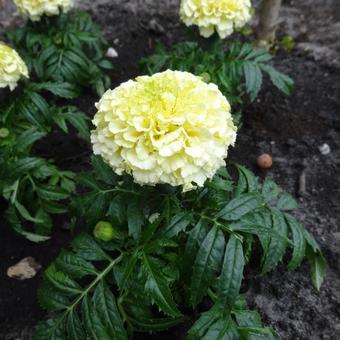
91, 70, 237, 191
180, 0, 252, 39
0, 43, 28, 91
13, 0, 73, 21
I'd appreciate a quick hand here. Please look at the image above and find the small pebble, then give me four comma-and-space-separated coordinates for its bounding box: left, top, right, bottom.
318, 143, 331, 155
7, 257, 42, 280
256, 154, 273, 169
106, 47, 119, 58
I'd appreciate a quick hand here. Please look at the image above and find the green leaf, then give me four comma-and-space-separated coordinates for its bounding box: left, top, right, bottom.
234, 310, 263, 328
191, 225, 225, 306
285, 214, 306, 271
91, 156, 117, 185
187, 307, 219, 340
55, 252, 98, 278
36, 185, 70, 201
238, 326, 276, 339
161, 212, 192, 238
82, 295, 111, 340
303, 229, 321, 253
243, 61, 263, 101
107, 195, 126, 225
33, 82, 80, 99
127, 315, 186, 332
14, 201, 44, 223
64, 109, 90, 140
93, 282, 127, 339
218, 235, 245, 314
262, 178, 281, 203
66, 311, 86, 340
202, 317, 238, 340
142, 254, 181, 317
306, 246, 327, 290
119, 252, 139, 290
234, 164, 258, 194
38, 284, 70, 311
10, 157, 45, 177
71, 234, 109, 261
261, 209, 288, 273
11, 221, 50, 242
276, 192, 298, 211
182, 219, 209, 279
76, 172, 103, 191
127, 196, 144, 240
260, 64, 294, 96
216, 193, 262, 221
15, 128, 46, 152
45, 264, 82, 296
35, 316, 66, 340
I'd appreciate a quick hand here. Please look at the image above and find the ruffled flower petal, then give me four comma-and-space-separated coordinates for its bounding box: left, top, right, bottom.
91, 70, 237, 191
180, 0, 252, 39
14, 0, 73, 21
0, 43, 28, 91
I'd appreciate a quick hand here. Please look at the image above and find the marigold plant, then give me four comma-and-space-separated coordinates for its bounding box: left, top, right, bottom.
0, 42, 28, 90
91, 70, 237, 191
36, 74, 326, 339
180, 0, 252, 38
13, 0, 73, 21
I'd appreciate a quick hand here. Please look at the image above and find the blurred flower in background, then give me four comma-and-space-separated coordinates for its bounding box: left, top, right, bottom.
13, 0, 73, 21
0, 42, 28, 90
180, 0, 252, 39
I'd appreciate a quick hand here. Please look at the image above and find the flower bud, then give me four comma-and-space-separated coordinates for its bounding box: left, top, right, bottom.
0, 128, 10, 138
93, 221, 116, 242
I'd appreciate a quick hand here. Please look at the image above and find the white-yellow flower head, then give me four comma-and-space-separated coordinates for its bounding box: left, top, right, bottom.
13, 0, 73, 21
180, 0, 252, 39
0, 43, 28, 91
91, 70, 237, 191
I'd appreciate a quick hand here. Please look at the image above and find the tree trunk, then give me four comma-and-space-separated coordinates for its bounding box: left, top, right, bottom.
256, 0, 282, 48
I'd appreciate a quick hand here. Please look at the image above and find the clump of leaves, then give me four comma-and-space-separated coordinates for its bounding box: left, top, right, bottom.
35, 157, 326, 338
0, 82, 90, 241
0, 124, 77, 241
7, 10, 113, 95
140, 40, 294, 124
1, 82, 88, 135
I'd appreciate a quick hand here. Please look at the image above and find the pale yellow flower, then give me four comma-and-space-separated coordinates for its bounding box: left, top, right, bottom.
14, 0, 73, 21
180, 0, 252, 39
0, 43, 28, 91
91, 70, 237, 191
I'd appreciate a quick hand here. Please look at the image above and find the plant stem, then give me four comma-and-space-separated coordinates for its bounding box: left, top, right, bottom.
194, 212, 243, 241
66, 253, 123, 313
207, 288, 218, 303
256, 0, 283, 48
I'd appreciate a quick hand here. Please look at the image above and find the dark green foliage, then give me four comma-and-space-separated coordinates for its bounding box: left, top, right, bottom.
140, 41, 294, 124
7, 10, 113, 95
36, 158, 325, 338
0, 126, 76, 241
0, 82, 90, 240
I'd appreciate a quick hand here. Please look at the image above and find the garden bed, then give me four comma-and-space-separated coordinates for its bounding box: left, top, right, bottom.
0, 0, 339, 339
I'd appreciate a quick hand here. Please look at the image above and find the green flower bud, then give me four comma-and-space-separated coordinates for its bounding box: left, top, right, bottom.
93, 221, 115, 242
0, 128, 10, 138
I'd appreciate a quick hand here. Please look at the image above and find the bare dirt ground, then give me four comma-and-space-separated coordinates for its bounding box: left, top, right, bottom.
0, 0, 339, 339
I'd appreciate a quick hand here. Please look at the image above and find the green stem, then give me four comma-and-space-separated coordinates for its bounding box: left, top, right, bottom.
65, 253, 123, 314
207, 288, 218, 303
195, 212, 243, 242
46, 253, 124, 333
102, 187, 142, 196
